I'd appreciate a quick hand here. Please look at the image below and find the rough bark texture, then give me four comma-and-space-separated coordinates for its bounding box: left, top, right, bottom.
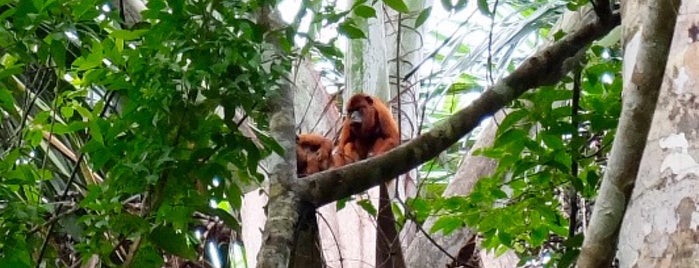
297, 14, 620, 207
243, 58, 344, 267
255, 8, 301, 268
289, 202, 323, 268
616, 2, 699, 267
255, 82, 300, 268
577, 0, 681, 267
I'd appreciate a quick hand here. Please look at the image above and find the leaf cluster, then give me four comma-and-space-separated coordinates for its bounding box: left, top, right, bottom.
0, 0, 294, 265
411, 44, 622, 266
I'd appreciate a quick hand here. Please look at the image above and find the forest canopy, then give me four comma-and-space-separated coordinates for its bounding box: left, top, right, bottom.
0, 0, 692, 268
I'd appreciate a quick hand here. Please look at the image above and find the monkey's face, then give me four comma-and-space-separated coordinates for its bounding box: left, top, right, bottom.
347, 95, 375, 138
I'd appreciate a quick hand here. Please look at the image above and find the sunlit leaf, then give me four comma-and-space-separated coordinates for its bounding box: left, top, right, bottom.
383, 0, 409, 13
354, 5, 376, 19
357, 199, 377, 216
110, 29, 149, 41
338, 21, 366, 39
477, 0, 492, 16
430, 216, 463, 235
414, 7, 431, 28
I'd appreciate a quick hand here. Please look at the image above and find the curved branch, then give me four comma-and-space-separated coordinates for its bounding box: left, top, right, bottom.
296, 14, 620, 207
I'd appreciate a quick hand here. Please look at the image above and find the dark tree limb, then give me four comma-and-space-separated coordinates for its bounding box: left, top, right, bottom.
295, 13, 620, 207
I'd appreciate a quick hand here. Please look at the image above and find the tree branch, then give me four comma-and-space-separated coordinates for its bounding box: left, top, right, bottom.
296, 13, 620, 207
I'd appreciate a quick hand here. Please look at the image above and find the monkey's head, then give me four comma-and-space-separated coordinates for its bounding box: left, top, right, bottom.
346, 94, 377, 139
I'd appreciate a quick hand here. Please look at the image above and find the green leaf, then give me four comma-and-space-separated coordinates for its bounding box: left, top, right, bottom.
253, 128, 284, 157
553, 30, 567, 41
52, 121, 88, 134
559, 249, 581, 268
455, 0, 468, 12
490, 188, 507, 199
550, 223, 569, 237
110, 29, 149, 41
82, 140, 111, 170
494, 129, 528, 148
0, 236, 31, 267
88, 120, 103, 144
0, 88, 15, 115
336, 197, 349, 210
315, 43, 344, 58
60, 106, 74, 119
357, 199, 377, 216
338, 21, 366, 39
408, 197, 430, 222
564, 233, 584, 247
530, 226, 548, 245
440, 0, 453, 11
497, 230, 513, 245
25, 129, 43, 147
414, 7, 431, 28
540, 134, 564, 150
430, 216, 463, 235
383, 0, 410, 13
50, 40, 66, 70
149, 225, 197, 260
226, 183, 243, 209
204, 207, 240, 230
133, 244, 165, 267
442, 196, 467, 211
354, 5, 376, 19
497, 109, 528, 135
477, 0, 492, 16
0, 65, 23, 79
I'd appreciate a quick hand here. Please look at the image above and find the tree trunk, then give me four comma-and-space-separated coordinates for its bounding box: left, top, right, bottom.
577, 0, 680, 266
616, 2, 698, 267
254, 8, 301, 268
243, 58, 342, 267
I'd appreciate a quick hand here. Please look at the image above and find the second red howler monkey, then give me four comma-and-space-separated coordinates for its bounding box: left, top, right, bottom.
294, 133, 334, 267
296, 133, 334, 177
335, 93, 405, 268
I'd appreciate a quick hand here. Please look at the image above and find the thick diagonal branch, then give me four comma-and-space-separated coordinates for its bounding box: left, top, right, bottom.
297, 14, 620, 207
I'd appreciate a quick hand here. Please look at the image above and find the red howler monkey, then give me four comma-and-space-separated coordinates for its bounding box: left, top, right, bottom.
335, 93, 400, 164
335, 93, 405, 268
296, 133, 334, 177
294, 133, 333, 267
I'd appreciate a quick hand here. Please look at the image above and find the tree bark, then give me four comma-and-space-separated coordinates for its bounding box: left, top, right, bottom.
616, 2, 698, 267
255, 7, 301, 268
577, 0, 680, 266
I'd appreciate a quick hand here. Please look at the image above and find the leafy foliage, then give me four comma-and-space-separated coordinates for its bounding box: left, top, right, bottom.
0, 0, 293, 266
420, 44, 622, 266
0, 0, 624, 267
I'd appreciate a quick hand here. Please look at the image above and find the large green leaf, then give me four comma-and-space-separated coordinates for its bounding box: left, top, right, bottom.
383, 0, 409, 13
148, 225, 197, 260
